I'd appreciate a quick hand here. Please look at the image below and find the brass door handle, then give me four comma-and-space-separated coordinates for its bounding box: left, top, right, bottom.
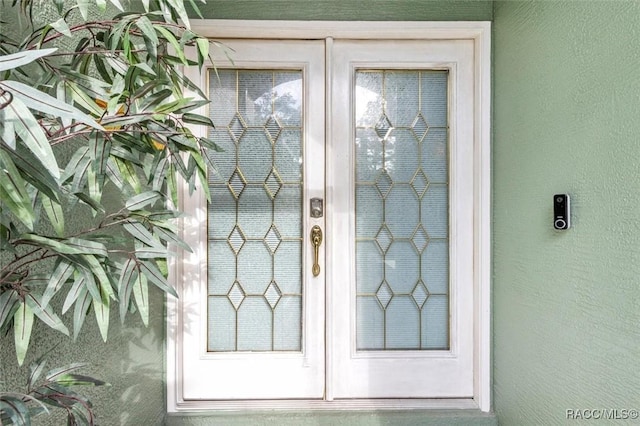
311, 225, 323, 277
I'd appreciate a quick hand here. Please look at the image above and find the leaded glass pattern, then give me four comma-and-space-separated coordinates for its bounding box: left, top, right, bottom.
355, 70, 450, 351
207, 69, 303, 352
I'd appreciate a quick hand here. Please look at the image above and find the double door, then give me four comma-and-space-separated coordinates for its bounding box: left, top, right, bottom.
178, 38, 475, 401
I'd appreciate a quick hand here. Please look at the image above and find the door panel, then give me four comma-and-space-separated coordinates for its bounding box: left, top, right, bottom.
329, 40, 475, 398
180, 40, 325, 400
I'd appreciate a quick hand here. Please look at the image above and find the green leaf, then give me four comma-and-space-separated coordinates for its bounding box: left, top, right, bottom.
136, 15, 158, 44
65, 81, 103, 117
2, 96, 60, 179
133, 62, 156, 76
62, 273, 87, 314
139, 260, 177, 297
65, 238, 108, 257
41, 196, 65, 237
108, 0, 124, 11
123, 221, 163, 249
117, 258, 137, 323
139, 88, 173, 112
0, 149, 35, 230
188, 0, 205, 19
196, 37, 209, 69
74, 191, 106, 213
42, 261, 74, 306
14, 301, 34, 366
0, 48, 57, 72
135, 245, 166, 259
93, 296, 109, 342
152, 225, 192, 252
132, 272, 149, 326
28, 359, 47, 389
45, 362, 86, 381
112, 157, 142, 193
25, 294, 69, 336
166, 0, 191, 29
0, 80, 103, 130
50, 18, 72, 37
1, 142, 60, 201
154, 25, 188, 65
76, 0, 91, 20
0, 290, 20, 331
182, 112, 214, 128
0, 396, 31, 425
71, 156, 91, 194
80, 254, 113, 301
17, 234, 94, 256
60, 146, 89, 183
125, 190, 163, 211
54, 373, 106, 387
72, 287, 90, 340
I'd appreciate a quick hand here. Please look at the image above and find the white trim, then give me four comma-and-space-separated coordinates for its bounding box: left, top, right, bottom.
167, 19, 491, 413
169, 398, 479, 413
191, 19, 489, 41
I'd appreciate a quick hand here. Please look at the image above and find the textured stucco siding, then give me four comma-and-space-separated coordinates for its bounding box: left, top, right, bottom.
493, 1, 640, 424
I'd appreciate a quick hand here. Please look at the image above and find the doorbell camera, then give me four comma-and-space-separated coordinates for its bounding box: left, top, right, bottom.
553, 194, 570, 230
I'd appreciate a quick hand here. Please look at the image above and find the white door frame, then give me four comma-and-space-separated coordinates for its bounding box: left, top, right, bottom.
166, 20, 491, 413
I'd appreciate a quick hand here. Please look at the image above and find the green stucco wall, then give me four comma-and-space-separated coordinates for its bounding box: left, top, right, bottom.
493, 1, 640, 424
190, 0, 493, 21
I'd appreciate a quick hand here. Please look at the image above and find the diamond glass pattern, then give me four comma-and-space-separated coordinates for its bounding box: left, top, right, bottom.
264, 281, 282, 308
264, 115, 282, 143
411, 169, 429, 198
374, 114, 393, 140
355, 69, 449, 351
228, 226, 246, 255
228, 169, 246, 199
411, 281, 429, 308
228, 281, 246, 310
375, 224, 393, 253
228, 113, 246, 143
376, 281, 393, 308
375, 170, 393, 198
411, 113, 429, 142
208, 69, 303, 352
264, 169, 283, 199
264, 225, 282, 254
412, 224, 429, 253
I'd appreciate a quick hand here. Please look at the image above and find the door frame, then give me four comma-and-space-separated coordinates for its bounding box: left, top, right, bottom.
166, 20, 491, 413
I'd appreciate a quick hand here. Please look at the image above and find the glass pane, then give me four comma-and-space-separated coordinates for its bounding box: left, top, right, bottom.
355, 70, 450, 351
207, 69, 303, 352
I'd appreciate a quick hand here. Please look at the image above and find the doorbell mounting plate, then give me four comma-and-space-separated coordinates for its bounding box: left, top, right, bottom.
553, 194, 570, 230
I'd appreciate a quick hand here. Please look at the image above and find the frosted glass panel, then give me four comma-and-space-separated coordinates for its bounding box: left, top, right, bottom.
207, 69, 303, 352
355, 70, 450, 351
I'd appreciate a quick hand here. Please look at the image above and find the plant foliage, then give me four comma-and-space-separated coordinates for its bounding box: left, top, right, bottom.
0, 0, 215, 371
0, 358, 107, 426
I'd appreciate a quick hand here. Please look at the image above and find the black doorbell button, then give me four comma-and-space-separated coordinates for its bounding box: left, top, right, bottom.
553, 194, 570, 230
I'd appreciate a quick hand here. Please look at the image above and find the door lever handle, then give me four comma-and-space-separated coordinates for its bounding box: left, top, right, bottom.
311, 225, 323, 277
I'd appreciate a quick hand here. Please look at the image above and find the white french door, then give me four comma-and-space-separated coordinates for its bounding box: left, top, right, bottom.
329, 40, 474, 398
171, 31, 485, 405
178, 40, 326, 400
